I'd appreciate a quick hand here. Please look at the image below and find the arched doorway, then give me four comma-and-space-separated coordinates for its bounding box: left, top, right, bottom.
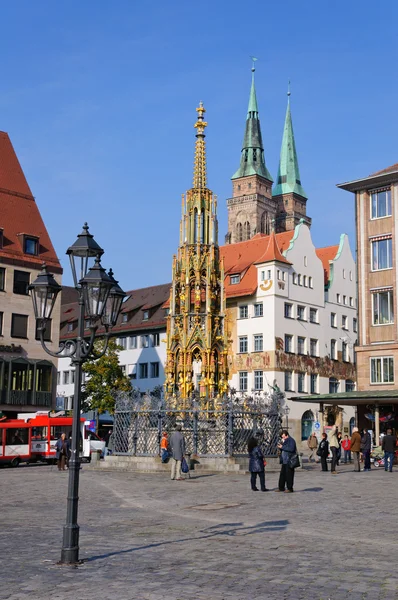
301, 410, 314, 441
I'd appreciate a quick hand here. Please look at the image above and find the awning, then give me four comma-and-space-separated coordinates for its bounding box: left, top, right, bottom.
290, 390, 398, 406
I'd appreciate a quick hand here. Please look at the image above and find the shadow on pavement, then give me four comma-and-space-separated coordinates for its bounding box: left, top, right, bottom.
84, 519, 289, 563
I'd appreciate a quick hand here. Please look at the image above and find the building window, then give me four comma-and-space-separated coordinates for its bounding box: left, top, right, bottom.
120, 365, 127, 375
24, 237, 38, 255
141, 335, 149, 348
310, 338, 318, 357
303, 275, 307, 287
297, 305, 305, 320
139, 363, 148, 379
342, 341, 348, 362
239, 371, 248, 392
260, 271, 265, 281
129, 364, 137, 379
238, 336, 248, 353
372, 290, 394, 325
292, 273, 297, 285
297, 336, 305, 354
129, 335, 137, 349
331, 312, 336, 328
343, 269, 346, 279
0, 312, 3, 335
84, 319, 91, 329
150, 362, 159, 378
70, 370, 75, 384
11, 313, 28, 338
63, 371, 70, 385
346, 379, 355, 392
230, 274, 240, 285
143, 310, 149, 320
253, 334, 263, 352
285, 334, 293, 353
308, 277, 313, 288
298, 274, 302, 286
122, 313, 129, 323
309, 308, 318, 323
371, 189, 391, 219
13, 270, 30, 295
67, 322, 75, 332
254, 370, 263, 391
298, 372, 306, 393
329, 377, 339, 393
0, 267, 5, 291
342, 315, 348, 330
372, 238, 392, 270
337, 293, 341, 303
0, 229, 3, 248
331, 339, 336, 359
152, 333, 160, 346
284, 303, 293, 318
350, 297, 354, 307
35, 319, 51, 342
301, 410, 314, 440
254, 303, 263, 317
239, 305, 248, 319
370, 357, 394, 384
284, 371, 293, 391
117, 337, 127, 350
343, 295, 347, 305
353, 318, 357, 333
57, 372, 60, 386
310, 374, 318, 394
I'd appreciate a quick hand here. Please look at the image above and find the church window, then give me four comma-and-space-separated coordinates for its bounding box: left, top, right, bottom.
260, 212, 270, 235
243, 221, 251, 240
236, 222, 243, 242
244, 149, 248, 162
248, 183, 252, 189
194, 208, 198, 243
237, 184, 241, 191
253, 149, 257, 162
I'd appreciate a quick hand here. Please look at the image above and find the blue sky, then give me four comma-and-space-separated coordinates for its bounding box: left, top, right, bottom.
1, 1, 397, 291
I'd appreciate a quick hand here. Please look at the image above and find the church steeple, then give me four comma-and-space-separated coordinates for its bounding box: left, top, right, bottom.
273, 86, 307, 199
272, 84, 311, 233
232, 64, 273, 181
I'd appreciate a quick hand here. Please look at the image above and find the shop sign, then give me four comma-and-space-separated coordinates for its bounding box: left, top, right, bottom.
0, 343, 23, 354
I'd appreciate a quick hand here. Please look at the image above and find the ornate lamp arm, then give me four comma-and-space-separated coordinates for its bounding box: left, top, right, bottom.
38, 328, 78, 358
87, 329, 111, 360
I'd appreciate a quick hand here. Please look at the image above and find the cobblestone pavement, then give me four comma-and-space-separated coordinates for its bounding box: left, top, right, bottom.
1, 462, 397, 600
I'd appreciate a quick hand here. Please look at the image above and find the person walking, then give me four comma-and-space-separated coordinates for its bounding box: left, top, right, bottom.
169, 424, 185, 481
248, 434, 268, 492
55, 433, 70, 471
318, 432, 329, 471
351, 427, 361, 472
329, 425, 339, 474
336, 429, 342, 466
307, 433, 318, 463
361, 428, 372, 471
342, 435, 352, 463
382, 428, 397, 472
276, 430, 297, 493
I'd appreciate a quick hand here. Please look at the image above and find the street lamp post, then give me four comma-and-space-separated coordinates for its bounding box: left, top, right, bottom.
29, 223, 125, 565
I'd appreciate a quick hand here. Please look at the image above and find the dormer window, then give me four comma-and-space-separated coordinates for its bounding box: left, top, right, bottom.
0, 228, 3, 249
143, 310, 149, 320
25, 237, 38, 255
122, 313, 129, 323
230, 274, 240, 285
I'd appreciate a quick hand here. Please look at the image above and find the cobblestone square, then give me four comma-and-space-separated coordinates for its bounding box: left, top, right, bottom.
0, 463, 397, 600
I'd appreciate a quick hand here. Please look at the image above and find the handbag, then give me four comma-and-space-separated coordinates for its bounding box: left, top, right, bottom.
288, 453, 300, 469
181, 456, 189, 473
316, 447, 322, 457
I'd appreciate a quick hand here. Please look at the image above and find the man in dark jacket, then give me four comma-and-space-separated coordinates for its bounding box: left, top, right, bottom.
382, 428, 397, 472
276, 430, 297, 493
361, 429, 372, 471
169, 424, 186, 481
350, 427, 361, 472
55, 433, 70, 471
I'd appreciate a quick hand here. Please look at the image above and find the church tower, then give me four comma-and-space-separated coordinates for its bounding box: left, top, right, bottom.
226, 64, 276, 244
272, 87, 311, 232
165, 103, 229, 406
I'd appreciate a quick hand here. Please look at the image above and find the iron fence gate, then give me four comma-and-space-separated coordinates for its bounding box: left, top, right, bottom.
113, 405, 283, 458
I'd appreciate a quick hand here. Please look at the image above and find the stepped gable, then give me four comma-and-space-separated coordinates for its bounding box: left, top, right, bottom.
0, 131, 61, 272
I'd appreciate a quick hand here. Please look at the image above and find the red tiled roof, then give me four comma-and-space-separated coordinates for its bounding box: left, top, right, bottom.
316, 245, 339, 285
254, 232, 292, 266
370, 163, 398, 177
221, 231, 295, 298
0, 131, 61, 272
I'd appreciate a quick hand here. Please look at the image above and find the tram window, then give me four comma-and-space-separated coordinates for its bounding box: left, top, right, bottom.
6, 428, 28, 445
51, 426, 70, 440
31, 426, 47, 441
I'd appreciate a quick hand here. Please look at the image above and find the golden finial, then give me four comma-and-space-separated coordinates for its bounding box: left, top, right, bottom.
193, 101, 208, 189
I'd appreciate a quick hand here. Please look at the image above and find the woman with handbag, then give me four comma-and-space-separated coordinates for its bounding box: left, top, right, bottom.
276, 430, 297, 493
317, 432, 329, 471
248, 435, 268, 492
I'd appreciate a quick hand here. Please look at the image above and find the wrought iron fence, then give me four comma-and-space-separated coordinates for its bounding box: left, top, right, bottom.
113, 393, 284, 458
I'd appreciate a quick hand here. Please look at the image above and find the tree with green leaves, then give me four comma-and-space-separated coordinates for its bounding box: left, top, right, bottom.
81, 338, 131, 415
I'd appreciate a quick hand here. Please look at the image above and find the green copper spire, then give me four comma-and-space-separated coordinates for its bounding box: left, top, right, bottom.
273, 85, 307, 199
232, 63, 273, 181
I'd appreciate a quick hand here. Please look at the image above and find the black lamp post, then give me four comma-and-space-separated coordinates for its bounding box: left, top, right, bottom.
29, 223, 125, 565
